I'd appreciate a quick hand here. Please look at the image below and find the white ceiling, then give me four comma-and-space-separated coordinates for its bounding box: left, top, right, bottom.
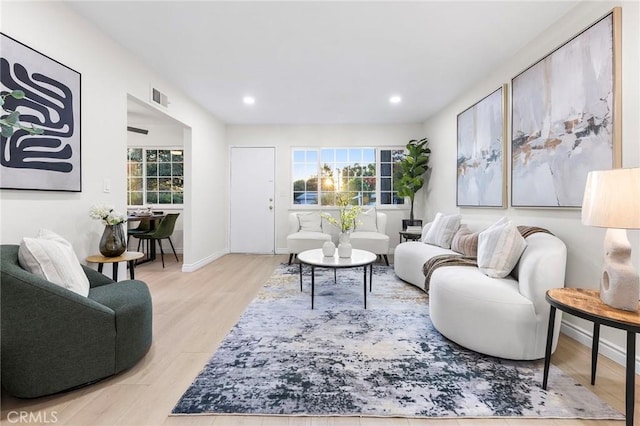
69, 1, 579, 125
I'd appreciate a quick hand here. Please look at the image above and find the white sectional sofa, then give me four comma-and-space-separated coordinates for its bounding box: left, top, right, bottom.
394, 219, 567, 360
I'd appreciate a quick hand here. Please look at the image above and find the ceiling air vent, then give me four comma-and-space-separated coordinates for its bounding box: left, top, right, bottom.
151, 87, 169, 108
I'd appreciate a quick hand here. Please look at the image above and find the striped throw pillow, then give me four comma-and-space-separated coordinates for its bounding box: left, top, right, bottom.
477, 218, 527, 278
424, 213, 461, 249
451, 225, 479, 257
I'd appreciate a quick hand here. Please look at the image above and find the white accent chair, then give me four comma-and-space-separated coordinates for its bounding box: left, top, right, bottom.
350, 209, 390, 265
286, 212, 331, 264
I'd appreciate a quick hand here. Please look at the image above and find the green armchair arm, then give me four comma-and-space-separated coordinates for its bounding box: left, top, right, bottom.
82, 264, 116, 288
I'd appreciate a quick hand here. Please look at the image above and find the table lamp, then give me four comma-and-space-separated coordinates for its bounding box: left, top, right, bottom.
581, 168, 640, 311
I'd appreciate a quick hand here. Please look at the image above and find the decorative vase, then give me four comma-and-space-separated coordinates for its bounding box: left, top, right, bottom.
99, 224, 126, 257
322, 240, 336, 257
338, 231, 352, 258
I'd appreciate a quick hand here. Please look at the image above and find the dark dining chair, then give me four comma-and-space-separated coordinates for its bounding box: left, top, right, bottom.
136, 213, 180, 268
127, 220, 151, 250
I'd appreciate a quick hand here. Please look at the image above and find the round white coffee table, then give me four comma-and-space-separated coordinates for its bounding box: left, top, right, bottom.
297, 248, 377, 309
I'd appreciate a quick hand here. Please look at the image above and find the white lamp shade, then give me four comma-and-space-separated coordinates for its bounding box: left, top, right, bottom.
582, 168, 640, 229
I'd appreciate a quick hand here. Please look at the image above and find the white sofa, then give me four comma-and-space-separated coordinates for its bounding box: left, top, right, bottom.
394, 222, 567, 360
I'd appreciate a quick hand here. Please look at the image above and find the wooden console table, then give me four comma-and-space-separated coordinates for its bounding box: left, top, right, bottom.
543, 288, 640, 426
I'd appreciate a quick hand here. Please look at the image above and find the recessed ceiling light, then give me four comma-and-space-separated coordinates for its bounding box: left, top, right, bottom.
389, 95, 402, 104
243, 96, 255, 105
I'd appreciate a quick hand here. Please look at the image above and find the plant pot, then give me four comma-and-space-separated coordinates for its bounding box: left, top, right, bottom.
99, 224, 126, 257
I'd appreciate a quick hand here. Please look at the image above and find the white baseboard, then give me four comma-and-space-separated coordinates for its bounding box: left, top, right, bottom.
560, 319, 640, 373
181, 249, 228, 272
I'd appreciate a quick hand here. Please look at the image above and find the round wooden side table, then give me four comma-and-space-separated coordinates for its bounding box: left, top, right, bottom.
543, 288, 640, 426
86, 251, 144, 281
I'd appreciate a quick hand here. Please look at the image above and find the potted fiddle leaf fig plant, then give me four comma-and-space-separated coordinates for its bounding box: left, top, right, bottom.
1, 90, 44, 137
394, 137, 431, 228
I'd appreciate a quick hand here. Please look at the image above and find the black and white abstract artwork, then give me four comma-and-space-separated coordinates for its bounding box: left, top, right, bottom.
511, 12, 617, 207
457, 86, 505, 207
1, 33, 81, 191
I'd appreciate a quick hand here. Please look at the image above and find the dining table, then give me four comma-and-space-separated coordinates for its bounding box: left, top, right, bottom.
127, 212, 165, 263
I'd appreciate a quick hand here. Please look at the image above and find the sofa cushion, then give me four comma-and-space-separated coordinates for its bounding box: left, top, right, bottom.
451, 225, 480, 257
354, 208, 377, 232
297, 212, 322, 232
424, 213, 461, 249
477, 218, 527, 278
18, 229, 90, 297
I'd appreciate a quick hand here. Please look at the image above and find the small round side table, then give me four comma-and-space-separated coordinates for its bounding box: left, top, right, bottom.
543, 288, 640, 426
86, 251, 144, 281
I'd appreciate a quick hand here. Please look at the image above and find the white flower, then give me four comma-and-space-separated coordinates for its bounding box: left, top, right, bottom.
89, 203, 127, 226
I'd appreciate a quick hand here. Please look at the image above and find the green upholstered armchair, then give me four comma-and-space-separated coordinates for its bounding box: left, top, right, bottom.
0, 244, 153, 398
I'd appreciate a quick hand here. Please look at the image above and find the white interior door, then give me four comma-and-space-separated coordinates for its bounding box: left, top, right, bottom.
229, 147, 275, 253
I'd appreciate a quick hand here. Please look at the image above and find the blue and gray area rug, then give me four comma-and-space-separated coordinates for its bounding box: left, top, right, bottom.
173, 263, 622, 419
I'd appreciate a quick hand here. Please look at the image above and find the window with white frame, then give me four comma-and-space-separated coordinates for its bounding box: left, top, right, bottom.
127, 148, 184, 206
291, 147, 405, 206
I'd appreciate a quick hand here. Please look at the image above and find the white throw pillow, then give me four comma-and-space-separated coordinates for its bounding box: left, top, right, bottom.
423, 213, 461, 249
297, 212, 322, 232
420, 222, 433, 242
18, 229, 90, 297
355, 208, 377, 232
477, 218, 527, 278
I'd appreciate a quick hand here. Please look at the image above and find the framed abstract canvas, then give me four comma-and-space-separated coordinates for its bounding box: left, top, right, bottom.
456, 85, 507, 208
1, 33, 81, 191
511, 9, 621, 207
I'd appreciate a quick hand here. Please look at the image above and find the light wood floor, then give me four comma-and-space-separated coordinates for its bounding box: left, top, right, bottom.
1, 254, 637, 425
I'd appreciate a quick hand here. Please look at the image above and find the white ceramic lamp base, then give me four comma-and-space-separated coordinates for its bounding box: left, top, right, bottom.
599, 228, 640, 311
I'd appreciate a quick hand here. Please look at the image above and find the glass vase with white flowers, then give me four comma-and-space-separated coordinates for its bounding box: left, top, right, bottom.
89, 204, 128, 257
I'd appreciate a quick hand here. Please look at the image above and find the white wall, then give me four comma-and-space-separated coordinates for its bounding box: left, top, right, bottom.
226, 124, 425, 253
0, 2, 228, 272
422, 1, 640, 366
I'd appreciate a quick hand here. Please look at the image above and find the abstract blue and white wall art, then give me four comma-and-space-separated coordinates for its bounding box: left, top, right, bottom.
1, 33, 81, 191
457, 86, 506, 207
511, 11, 619, 207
